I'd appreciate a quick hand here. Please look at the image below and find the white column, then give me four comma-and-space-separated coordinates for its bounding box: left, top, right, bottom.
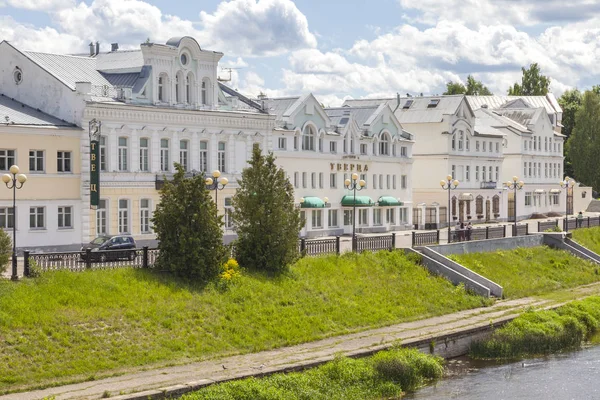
171, 131, 179, 172
192, 132, 200, 172
130, 128, 139, 172
151, 129, 160, 173
108, 128, 117, 172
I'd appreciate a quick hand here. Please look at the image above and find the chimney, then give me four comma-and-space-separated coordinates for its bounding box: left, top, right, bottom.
95, 41, 100, 56
89, 42, 94, 57
111, 43, 119, 52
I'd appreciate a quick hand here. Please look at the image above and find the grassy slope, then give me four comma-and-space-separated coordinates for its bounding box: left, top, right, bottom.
449, 246, 600, 298
572, 227, 600, 254
0, 251, 489, 392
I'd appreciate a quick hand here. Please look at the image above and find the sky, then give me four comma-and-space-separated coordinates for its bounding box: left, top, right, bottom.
1, 0, 600, 106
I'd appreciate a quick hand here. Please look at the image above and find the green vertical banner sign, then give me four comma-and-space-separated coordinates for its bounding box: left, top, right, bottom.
89, 119, 101, 209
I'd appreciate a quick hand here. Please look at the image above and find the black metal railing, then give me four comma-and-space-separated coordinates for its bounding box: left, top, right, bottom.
24, 246, 156, 277
538, 220, 559, 232
412, 231, 439, 246
355, 233, 396, 252
299, 237, 340, 257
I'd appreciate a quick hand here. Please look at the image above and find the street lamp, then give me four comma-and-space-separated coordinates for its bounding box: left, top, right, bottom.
560, 176, 575, 232
440, 175, 459, 243
344, 173, 366, 251
205, 169, 228, 206
504, 176, 524, 236
2, 165, 27, 280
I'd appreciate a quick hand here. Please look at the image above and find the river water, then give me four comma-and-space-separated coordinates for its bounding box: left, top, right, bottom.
405, 344, 600, 400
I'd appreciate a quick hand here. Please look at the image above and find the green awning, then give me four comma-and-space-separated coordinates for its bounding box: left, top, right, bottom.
341, 195, 374, 207
378, 196, 403, 206
300, 196, 326, 208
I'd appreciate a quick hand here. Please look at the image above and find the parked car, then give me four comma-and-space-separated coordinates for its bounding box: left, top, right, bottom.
80, 235, 137, 262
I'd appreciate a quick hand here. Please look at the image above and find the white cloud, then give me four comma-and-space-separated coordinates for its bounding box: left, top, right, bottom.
4, 0, 75, 11
198, 0, 317, 56
0, 15, 84, 53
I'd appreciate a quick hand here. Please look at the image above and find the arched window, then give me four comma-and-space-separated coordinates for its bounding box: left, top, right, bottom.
476, 195, 484, 215
186, 73, 194, 104
379, 133, 390, 156
302, 125, 315, 151
176, 71, 185, 103
175, 74, 180, 103
158, 73, 169, 102
458, 130, 464, 150
201, 78, 211, 105
492, 195, 500, 214
452, 196, 457, 217
451, 133, 456, 150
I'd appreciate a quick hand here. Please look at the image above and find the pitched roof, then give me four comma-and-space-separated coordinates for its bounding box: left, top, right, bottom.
494, 108, 546, 127
466, 95, 562, 114
95, 50, 144, 72
473, 108, 517, 137
218, 83, 266, 114
24, 51, 112, 90
326, 106, 379, 128
262, 97, 302, 120
0, 94, 75, 127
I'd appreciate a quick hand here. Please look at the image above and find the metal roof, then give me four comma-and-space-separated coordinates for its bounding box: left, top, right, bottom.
473, 108, 515, 137
466, 95, 562, 114
218, 83, 266, 114
0, 94, 75, 126
494, 108, 546, 128
263, 97, 301, 120
101, 72, 140, 87
94, 50, 144, 72
326, 106, 379, 128
24, 51, 112, 90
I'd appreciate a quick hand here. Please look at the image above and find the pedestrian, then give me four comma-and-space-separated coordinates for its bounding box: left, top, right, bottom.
459, 222, 465, 242
466, 222, 472, 241
577, 211, 584, 228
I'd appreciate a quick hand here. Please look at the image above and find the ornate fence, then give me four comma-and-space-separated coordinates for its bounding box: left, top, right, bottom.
24, 247, 157, 277
355, 233, 396, 252
412, 231, 439, 246
299, 237, 340, 257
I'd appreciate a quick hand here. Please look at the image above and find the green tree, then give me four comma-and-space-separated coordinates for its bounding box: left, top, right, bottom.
152, 164, 226, 281
0, 229, 10, 274
443, 75, 492, 95
567, 90, 600, 190
558, 89, 583, 178
232, 145, 303, 273
508, 63, 551, 95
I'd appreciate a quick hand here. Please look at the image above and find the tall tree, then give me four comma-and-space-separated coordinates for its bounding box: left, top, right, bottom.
508, 63, 551, 95
443, 75, 492, 95
232, 145, 303, 273
152, 164, 226, 281
567, 90, 600, 190
558, 89, 583, 178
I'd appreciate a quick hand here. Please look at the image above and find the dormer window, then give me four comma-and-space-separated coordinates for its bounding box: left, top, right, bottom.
379, 133, 390, 156
403, 99, 413, 109
428, 99, 440, 108
158, 73, 169, 102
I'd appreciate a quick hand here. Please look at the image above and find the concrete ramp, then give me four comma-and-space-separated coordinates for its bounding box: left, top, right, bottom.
542, 234, 600, 265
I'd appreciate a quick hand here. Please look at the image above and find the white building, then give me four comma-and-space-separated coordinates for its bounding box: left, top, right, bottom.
264, 95, 415, 237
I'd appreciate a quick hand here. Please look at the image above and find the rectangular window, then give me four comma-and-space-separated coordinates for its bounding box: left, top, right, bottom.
393, 175, 397, 189
495, 142, 499, 153
294, 136, 298, 150
488, 166, 493, 181
373, 174, 377, 189
311, 210, 323, 229
343, 210, 353, 226
330, 173, 337, 188
100, 136, 107, 172
466, 165, 470, 181
218, 142, 226, 172
386, 174, 390, 189
524, 162, 527, 177
179, 140, 189, 171
475, 166, 479, 181
139, 138, 149, 171
199, 141, 208, 172
489, 141, 493, 153
311, 172, 316, 189
386, 208, 395, 225
160, 139, 169, 172
373, 209, 382, 226
29, 206, 45, 229
57, 206, 72, 229
140, 199, 151, 233
319, 172, 324, 189
525, 192, 532, 206
118, 199, 129, 233
328, 209, 338, 227
476, 141, 480, 151
401, 175, 407, 189
359, 209, 368, 226
330, 141, 337, 153
379, 174, 383, 189
483, 167, 487, 181
57, 151, 72, 173
360, 143, 368, 155
294, 172, 299, 188
451, 165, 456, 179
29, 150, 44, 172
0, 149, 15, 171
0, 207, 15, 229
278, 137, 287, 150
118, 137, 128, 171
224, 197, 234, 229
96, 199, 107, 235
302, 172, 307, 188
319, 137, 323, 152
482, 142, 486, 152
495, 166, 499, 181
400, 146, 407, 157
528, 162, 532, 177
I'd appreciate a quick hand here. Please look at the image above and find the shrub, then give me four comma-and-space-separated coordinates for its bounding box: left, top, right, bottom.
371, 347, 443, 392
0, 228, 10, 274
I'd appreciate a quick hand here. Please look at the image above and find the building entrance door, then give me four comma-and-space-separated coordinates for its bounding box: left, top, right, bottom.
413, 207, 422, 230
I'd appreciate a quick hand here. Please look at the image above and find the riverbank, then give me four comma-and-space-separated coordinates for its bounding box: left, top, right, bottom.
3, 282, 599, 400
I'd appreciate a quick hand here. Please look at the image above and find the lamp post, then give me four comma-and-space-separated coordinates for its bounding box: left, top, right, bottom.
440, 175, 459, 243
344, 173, 366, 251
504, 176, 524, 236
560, 176, 575, 232
2, 165, 27, 280
205, 169, 228, 207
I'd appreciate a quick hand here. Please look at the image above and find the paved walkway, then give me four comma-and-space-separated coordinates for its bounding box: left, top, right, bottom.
3, 283, 600, 400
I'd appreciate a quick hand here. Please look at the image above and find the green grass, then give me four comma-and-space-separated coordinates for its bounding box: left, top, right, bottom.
448, 246, 600, 298
572, 227, 600, 254
182, 347, 444, 400
471, 296, 600, 359
0, 250, 489, 392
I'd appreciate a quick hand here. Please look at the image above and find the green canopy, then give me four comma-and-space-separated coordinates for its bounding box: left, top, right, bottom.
341, 195, 374, 207
378, 196, 403, 206
301, 196, 326, 208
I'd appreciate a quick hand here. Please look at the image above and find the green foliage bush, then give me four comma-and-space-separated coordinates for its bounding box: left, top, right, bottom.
182, 348, 443, 400
471, 296, 600, 359
0, 229, 10, 274
232, 145, 303, 273
152, 164, 226, 281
